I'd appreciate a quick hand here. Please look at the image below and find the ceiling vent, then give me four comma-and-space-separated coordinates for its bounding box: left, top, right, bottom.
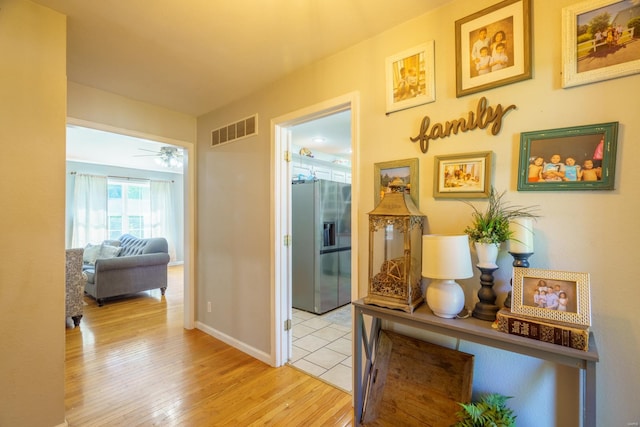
211, 114, 258, 147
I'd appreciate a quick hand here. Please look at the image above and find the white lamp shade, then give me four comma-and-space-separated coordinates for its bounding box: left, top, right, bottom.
422, 234, 473, 279
508, 218, 534, 253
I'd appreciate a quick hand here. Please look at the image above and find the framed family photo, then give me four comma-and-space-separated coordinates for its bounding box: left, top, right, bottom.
455, 0, 532, 97
385, 41, 436, 114
374, 158, 419, 208
517, 121, 618, 191
562, 0, 640, 88
433, 151, 493, 199
512, 267, 591, 327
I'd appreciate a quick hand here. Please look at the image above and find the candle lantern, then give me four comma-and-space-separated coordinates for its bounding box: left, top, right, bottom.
364, 179, 425, 313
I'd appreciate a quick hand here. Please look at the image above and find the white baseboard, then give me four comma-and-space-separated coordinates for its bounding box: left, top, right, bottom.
195, 321, 273, 366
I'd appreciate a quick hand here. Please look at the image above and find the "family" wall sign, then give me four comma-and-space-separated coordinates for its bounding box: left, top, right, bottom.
409, 97, 516, 154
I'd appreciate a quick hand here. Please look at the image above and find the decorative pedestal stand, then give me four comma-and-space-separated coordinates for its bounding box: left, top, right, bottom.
472, 265, 500, 321
504, 252, 533, 308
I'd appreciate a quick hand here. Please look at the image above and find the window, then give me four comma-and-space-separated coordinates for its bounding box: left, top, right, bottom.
107, 179, 151, 239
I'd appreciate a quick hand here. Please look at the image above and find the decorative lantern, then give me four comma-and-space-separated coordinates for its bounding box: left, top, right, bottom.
364, 179, 425, 313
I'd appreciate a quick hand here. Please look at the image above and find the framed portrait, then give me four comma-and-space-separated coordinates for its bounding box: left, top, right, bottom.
374, 158, 419, 208
433, 151, 493, 199
385, 41, 436, 114
512, 267, 591, 327
455, 0, 532, 97
517, 121, 618, 191
562, 0, 640, 88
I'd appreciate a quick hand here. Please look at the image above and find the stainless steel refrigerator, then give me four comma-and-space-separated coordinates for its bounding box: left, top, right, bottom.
292, 179, 351, 314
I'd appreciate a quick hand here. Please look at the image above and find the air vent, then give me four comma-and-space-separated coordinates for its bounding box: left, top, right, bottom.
211, 114, 258, 147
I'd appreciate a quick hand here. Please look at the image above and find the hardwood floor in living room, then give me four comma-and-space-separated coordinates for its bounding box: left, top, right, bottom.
65, 265, 354, 426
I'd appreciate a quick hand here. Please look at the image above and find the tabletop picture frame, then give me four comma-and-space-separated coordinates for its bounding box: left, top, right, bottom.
374, 158, 419, 208
455, 0, 532, 97
385, 41, 436, 114
433, 151, 493, 199
562, 0, 640, 88
517, 121, 618, 191
512, 267, 591, 327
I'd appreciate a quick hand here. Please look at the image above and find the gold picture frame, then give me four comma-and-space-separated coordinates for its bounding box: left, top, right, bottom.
455, 0, 532, 97
374, 158, 419, 208
512, 267, 591, 327
433, 151, 493, 199
562, 0, 640, 88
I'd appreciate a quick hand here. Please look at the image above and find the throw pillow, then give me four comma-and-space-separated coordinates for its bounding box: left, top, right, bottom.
99, 244, 122, 259
83, 243, 101, 265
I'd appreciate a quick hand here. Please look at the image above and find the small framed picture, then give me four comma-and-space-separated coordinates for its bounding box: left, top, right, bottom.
562, 0, 640, 88
455, 0, 532, 97
517, 122, 618, 191
374, 158, 419, 208
385, 42, 436, 114
433, 151, 493, 199
512, 267, 591, 327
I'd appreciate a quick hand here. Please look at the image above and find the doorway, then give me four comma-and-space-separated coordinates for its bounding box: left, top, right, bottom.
65, 119, 196, 328
272, 92, 360, 390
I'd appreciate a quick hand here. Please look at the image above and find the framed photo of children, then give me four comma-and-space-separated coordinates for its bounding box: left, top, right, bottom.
517, 122, 619, 191
433, 151, 493, 199
374, 158, 419, 208
455, 0, 532, 97
385, 41, 436, 114
512, 267, 591, 327
562, 0, 640, 89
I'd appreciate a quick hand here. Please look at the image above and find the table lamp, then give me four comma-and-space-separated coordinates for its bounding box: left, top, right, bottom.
422, 234, 473, 318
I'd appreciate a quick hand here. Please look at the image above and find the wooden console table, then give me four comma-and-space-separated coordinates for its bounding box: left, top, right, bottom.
353, 299, 599, 427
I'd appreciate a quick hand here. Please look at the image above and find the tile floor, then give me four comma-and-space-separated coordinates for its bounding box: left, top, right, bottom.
290, 304, 353, 393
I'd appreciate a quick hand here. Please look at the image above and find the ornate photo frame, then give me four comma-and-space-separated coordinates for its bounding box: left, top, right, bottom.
517, 121, 618, 191
562, 0, 640, 88
374, 158, 419, 208
512, 267, 591, 327
455, 0, 532, 97
385, 42, 436, 114
433, 151, 493, 199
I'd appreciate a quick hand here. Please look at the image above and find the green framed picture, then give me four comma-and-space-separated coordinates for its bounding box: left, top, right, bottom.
374, 158, 419, 208
517, 122, 618, 191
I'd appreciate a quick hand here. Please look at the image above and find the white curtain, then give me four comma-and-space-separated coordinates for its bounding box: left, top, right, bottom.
150, 180, 177, 261
71, 174, 108, 247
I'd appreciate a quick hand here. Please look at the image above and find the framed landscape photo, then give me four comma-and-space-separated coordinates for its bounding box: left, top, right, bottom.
517, 121, 618, 191
385, 41, 436, 114
455, 0, 532, 97
512, 267, 591, 327
562, 0, 640, 88
433, 151, 493, 199
374, 158, 419, 208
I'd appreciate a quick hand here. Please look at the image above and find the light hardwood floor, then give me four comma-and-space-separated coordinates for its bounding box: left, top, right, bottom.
65, 266, 354, 426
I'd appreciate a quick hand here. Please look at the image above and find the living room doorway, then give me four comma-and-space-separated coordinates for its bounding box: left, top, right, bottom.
65, 119, 196, 328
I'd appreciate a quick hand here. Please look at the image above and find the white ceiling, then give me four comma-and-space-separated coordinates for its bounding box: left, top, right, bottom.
33, 0, 451, 116
36, 0, 452, 170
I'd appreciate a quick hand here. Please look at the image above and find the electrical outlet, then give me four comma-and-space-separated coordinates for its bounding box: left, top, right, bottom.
207, 301, 212, 313
627, 422, 639, 427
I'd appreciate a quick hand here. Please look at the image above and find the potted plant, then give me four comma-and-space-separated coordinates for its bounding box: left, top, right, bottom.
453, 393, 516, 427
463, 187, 538, 268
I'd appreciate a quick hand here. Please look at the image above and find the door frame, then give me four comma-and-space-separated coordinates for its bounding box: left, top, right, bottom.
66, 117, 196, 329
270, 92, 360, 367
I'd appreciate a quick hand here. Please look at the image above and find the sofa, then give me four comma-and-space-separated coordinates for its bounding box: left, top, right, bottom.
83, 234, 170, 306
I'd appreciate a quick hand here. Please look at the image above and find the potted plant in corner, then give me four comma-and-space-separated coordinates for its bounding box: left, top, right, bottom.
463, 187, 538, 268
453, 393, 516, 427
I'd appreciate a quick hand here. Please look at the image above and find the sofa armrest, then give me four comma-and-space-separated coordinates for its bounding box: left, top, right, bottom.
94, 253, 170, 272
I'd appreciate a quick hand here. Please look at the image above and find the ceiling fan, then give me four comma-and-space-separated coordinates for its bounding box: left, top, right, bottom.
136, 146, 184, 168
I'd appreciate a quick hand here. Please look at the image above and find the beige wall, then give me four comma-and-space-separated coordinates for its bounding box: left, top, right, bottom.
0, 0, 67, 425
197, 0, 640, 425
68, 82, 197, 144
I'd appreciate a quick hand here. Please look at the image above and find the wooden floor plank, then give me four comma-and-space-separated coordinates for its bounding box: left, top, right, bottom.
65, 266, 354, 426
